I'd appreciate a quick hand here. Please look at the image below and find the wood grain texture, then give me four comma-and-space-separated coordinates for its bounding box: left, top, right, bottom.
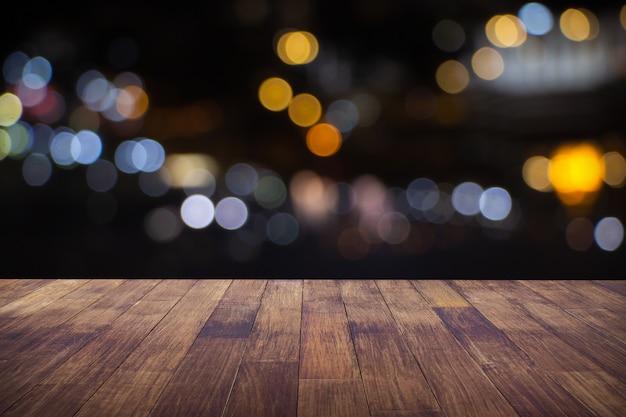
0, 279, 624, 417
340, 280, 441, 414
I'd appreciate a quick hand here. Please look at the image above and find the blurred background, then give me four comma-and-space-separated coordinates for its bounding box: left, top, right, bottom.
1, 1, 625, 278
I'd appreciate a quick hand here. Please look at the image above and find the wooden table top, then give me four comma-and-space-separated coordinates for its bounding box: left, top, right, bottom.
0, 279, 624, 417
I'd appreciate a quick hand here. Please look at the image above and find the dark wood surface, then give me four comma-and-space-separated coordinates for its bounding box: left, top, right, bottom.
0, 279, 624, 417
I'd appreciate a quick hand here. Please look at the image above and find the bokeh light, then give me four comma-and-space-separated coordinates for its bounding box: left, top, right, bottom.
594, 217, 624, 251
254, 171, 287, 209
566, 217, 594, 251
451, 181, 483, 216
471, 47, 505, 81
602, 151, 626, 187
518, 2, 554, 36
180, 194, 215, 229
276, 30, 319, 65
486, 14, 527, 48
306, 123, 342, 157
215, 197, 248, 230
549, 142, 605, 206
226, 162, 259, 195
523, 155, 552, 192
144, 206, 183, 243
258, 77, 293, 111
479, 187, 512, 221
432, 19, 466, 52
266, 212, 299, 245
559, 8, 598, 42
288, 93, 322, 127
0, 92, 23, 126
22, 153, 52, 186
435, 60, 470, 94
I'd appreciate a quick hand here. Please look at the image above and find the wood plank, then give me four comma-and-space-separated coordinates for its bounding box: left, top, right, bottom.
0, 279, 53, 299
221, 280, 302, 417
1, 299, 182, 417
300, 279, 360, 379
0, 279, 162, 415
73, 280, 231, 417
592, 279, 626, 297
223, 361, 299, 417
66, 279, 162, 333
149, 279, 266, 417
0, 279, 90, 319
449, 280, 626, 417
485, 280, 626, 383
241, 279, 303, 362
376, 280, 519, 417
0, 279, 128, 352
340, 280, 441, 414
444, 281, 619, 417
519, 280, 626, 344
298, 379, 370, 417
561, 280, 626, 317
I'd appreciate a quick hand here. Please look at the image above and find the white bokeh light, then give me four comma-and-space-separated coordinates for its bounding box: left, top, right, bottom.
180, 194, 215, 229
215, 197, 249, 230
594, 217, 624, 252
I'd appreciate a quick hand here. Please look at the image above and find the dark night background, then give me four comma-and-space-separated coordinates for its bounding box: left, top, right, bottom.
1, 1, 625, 277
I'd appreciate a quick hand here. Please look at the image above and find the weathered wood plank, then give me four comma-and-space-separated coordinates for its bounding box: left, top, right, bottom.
73, 280, 231, 417
300, 279, 359, 379
1, 299, 181, 417
223, 361, 299, 417
220, 280, 302, 417
0, 279, 162, 415
377, 280, 519, 417
340, 280, 441, 414
298, 379, 370, 417
0, 279, 53, 299
241, 279, 303, 362
0, 279, 624, 417
592, 279, 626, 297
484, 280, 626, 383
450, 280, 626, 417
0, 279, 90, 319
519, 280, 626, 344
429, 281, 595, 417
435, 305, 595, 417
149, 280, 266, 417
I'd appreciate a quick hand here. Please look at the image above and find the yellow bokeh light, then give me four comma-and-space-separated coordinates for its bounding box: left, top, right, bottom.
560, 8, 591, 41
471, 47, 504, 81
258, 77, 293, 112
276, 30, 319, 65
0, 93, 23, 127
621, 5, 626, 30
0, 129, 11, 160
522, 155, 552, 192
549, 142, 605, 205
435, 60, 470, 94
306, 123, 341, 157
486, 14, 527, 48
602, 151, 626, 187
162, 153, 219, 188
288, 93, 322, 127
